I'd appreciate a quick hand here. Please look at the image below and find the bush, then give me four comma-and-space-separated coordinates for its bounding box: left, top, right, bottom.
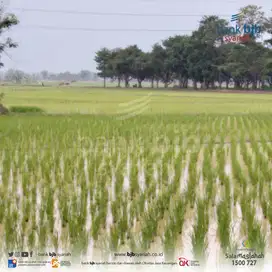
0, 104, 9, 115
9, 106, 45, 113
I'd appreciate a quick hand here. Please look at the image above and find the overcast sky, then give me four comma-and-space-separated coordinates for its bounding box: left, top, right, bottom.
2, 0, 272, 73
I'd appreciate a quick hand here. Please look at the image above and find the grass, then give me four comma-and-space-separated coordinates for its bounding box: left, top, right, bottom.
0, 86, 271, 268
1, 86, 272, 114
9, 106, 45, 113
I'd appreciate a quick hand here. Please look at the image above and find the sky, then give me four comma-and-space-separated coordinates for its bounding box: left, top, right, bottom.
1, 0, 272, 73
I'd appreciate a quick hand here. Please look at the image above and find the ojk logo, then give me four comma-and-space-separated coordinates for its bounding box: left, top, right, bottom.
178, 257, 200, 267
179, 257, 189, 266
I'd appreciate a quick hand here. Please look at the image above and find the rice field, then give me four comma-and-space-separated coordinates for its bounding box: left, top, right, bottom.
1, 88, 272, 271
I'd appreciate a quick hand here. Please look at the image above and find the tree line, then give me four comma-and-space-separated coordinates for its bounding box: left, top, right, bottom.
94, 5, 272, 90
0, 69, 98, 84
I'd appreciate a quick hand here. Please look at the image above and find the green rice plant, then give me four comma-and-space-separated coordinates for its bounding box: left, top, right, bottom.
231, 154, 245, 190
91, 216, 101, 241
60, 195, 69, 228
111, 199, 120, 224
4, 206, 16, 248
174, 152, 183, 184
172, 198, 186, 234
224, 176, 231, 206
138, 192, 146, 216
191, 199, 209, 261
2, 112, 272, 258
204, 155, 215, 206
187, 151, 199, 208
128, 232, 137, 252
0, 197, 4, 224
217, 200, 231, 253
258, 173, 264, 201
156, 194, 166, 220
115, 162, 125, 197
240, 193, 249, 223
38, 224, 47, 250
247, 219, 266, 253
110, 225, 119, 252
162, 150, 171, 185
143, 151, 155, 189
119, 207, 128, 245
146, 182, 156, 201
128, 200, 137, 227
130, 156, 139, 200
99, 187, 109, 230
140, 207, 159, 249
217, 146, 227, 186
162, 219, 177, 261
267, 190, 272, 228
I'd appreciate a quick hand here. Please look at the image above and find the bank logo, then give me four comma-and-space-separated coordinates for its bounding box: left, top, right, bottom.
242, 239, 251, 248
116, 92, 152, 120
8, 258, 17, 268
231, 13, 241, 22
51, 256, 60, 268
217, 11, 261, 43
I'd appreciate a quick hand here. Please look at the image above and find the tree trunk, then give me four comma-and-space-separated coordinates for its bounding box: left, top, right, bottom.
117, 78, 121, 88
234, 80, 241, 89
178, 78, 182, 88
164, 82, 168, 88
202, 81, 208, 89
182, 78, 188, 88
193, 80, 197, 89
211, 81, 215, 89
151, 78, 154, 88
137, 79, 142, 88
261, 80, 265, 89
226, 80, 229, 89
125, 76, 129, 88
252, 80, 257, 90
185, 79, 188, 88
246, 81, 250, 90
156, 79, 159, 88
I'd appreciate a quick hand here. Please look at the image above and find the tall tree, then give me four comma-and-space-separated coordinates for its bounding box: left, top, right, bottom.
94, 48, 112, 87
93, 5, 271, 91
163, 35, 191, 88
238, 5, 266, 40
151, 43, 174, 88
264, 11, 272, 46
187, 16, 231, 89
114, 45, 142, 87
0, 6, 19, 67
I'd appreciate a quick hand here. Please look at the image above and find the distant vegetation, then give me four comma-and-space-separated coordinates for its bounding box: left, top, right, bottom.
9, 106, 45, 114
0, 69, 99, 84
95, 5, 272, 90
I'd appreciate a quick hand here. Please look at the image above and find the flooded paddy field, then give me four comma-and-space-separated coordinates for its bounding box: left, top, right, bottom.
1, 94, 272, 271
